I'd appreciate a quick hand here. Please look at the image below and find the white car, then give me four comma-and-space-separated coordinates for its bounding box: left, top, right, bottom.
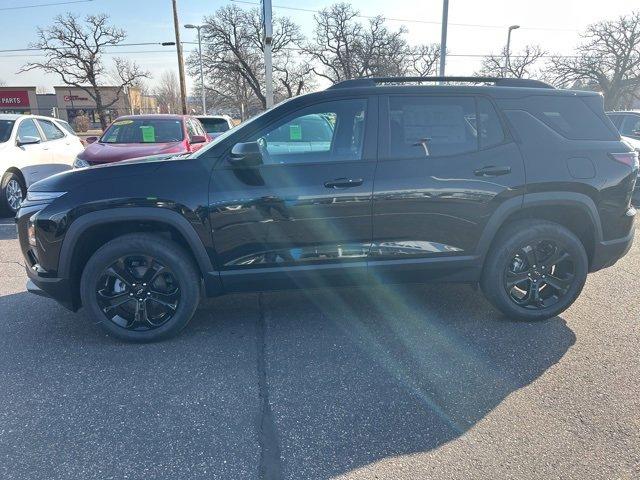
0, 114, 84, 215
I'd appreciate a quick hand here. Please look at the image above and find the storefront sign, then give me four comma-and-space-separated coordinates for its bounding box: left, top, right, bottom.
64, 94, 90, 102
0, 91, 30, 107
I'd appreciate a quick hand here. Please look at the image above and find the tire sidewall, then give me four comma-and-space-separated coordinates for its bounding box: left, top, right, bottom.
1, 172, 25, 216
80, 234, 200, 342
482, 222, 588, 321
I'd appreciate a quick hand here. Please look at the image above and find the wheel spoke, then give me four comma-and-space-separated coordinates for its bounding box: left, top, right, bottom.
506, 270, 530, 288
147, 293, 178, 311
524, 282, 542, 307
519, 245, 538, 268
102, 296, 134, 312
541, 249, 570, 269
142, 259, 167, 284
543, 273, 574, 293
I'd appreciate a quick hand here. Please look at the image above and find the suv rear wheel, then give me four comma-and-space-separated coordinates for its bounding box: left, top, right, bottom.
80, 233, 201, 342
481, 220, 588, 321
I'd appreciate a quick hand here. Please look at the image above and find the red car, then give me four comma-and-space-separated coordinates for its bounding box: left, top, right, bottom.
73, 114, 210, 167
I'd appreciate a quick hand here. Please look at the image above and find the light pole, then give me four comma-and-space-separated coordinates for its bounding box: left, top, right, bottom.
504, 25, 520, 77
262, 0, 274, 108
439, 0, 449, 77
171, 0, 188, 114
185, 24, 206, 114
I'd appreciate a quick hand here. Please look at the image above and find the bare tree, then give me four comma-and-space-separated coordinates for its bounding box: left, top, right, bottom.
188, 5, 312, 111
20, 13, 149, 129
305, 3, 438, 83
549, 11, 640, 109
154, 70, 182, 114
477, 45, 547, 79
408, 44, 441, 77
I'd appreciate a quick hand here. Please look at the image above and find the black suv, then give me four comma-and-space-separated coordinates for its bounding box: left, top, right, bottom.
16, 77, 638, 342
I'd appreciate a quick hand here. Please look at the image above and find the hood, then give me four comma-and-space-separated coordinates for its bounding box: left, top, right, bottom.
29, 153, 189, 192
78, 141, 186, 164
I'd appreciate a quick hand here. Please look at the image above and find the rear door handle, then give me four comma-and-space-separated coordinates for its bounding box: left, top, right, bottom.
474, 165, 511, 177
324, 178, 364, 189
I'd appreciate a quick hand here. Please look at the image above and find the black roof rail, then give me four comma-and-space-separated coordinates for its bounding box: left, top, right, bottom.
328, 76, 554, 89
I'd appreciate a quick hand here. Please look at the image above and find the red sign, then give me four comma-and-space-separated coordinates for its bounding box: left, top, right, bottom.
0, 90, 30, 107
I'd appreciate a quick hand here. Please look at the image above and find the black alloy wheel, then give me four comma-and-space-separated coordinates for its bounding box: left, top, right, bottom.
96, 255, 181, 331
481, 220, 588, 321
504, 240, 575, 310
81, 233, 200, 342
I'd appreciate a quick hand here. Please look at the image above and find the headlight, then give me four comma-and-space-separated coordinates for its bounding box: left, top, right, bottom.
25, 191, 66, 202
73, 157, 90, 168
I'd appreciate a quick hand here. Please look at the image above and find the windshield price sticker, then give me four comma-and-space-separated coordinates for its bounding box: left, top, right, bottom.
289, 124, 302, 140
140, 125, 156, 142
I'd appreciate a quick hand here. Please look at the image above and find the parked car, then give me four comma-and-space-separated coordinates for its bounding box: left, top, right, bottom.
73, 114, 210, 167
196, 115, 234, 138
606, 111, 640, 204
18, 76, 637, 342
0, 114, 84, 215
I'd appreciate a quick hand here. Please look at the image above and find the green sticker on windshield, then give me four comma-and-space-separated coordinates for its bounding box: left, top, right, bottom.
289, 124, 302, 140
140, 125, 155, 142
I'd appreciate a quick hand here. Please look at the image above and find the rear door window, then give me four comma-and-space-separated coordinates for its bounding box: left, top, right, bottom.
477, 97, 505, 149
388, 96, 477, 158
37, 119, 66, 141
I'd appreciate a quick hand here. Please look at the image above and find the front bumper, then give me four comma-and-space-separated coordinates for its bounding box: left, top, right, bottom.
25, 265, 77, 311
590, 207, 636, 272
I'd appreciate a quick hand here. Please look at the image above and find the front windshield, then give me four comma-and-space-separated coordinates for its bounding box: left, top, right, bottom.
0, 120, 14, 143
101, 118, 184, 144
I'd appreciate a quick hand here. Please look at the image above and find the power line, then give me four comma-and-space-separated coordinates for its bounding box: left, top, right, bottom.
229, 0, 578, 32
0, 0, 96, 11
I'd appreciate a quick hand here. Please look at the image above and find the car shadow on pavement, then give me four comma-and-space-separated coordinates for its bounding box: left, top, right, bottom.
258, 283, 576, 479
0, 282, 576, 480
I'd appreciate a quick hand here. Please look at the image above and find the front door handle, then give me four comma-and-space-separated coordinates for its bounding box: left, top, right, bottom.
324, 178, 364, 189
474, 165, 511, 177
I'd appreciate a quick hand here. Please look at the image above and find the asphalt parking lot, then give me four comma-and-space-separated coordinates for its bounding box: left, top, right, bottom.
0, 216, 638, 480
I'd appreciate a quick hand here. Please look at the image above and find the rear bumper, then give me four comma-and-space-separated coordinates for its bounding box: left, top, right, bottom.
590, 208, 635, 272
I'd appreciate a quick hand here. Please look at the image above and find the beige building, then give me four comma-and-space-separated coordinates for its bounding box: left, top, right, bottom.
54, 86, 148, 128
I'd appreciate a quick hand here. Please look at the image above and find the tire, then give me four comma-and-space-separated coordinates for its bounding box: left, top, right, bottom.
1, 171, 25, 216
80, 233, 201, 342
481, 220, 588, 321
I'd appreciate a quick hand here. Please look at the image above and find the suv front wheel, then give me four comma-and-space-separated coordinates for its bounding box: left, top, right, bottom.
481, 220, 588, 321
80, 233, 201, 342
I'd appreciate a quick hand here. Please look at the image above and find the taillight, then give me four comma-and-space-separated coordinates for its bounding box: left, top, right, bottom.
609, 152, 639, 169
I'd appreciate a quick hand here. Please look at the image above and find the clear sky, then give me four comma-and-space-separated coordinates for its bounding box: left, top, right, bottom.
0, 0, 637, 92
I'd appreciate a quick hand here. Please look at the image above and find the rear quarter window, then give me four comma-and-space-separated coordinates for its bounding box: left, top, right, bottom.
523, 96, 616, 141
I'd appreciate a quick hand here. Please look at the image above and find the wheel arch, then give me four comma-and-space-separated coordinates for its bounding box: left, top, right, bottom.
58, 208, 217, 307
3, 167, 26, 189
477, 192, 602, 267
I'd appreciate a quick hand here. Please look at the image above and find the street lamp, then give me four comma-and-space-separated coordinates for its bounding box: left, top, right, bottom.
504, 25, 520, 77
185, 24, 206, 114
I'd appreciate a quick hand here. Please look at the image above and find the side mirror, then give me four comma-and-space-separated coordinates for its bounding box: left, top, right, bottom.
229, 142, 263, 167
17, 136, 41, 146
632, 130, 640, 137
190, 134, 207, 144
85, 136, 99, 144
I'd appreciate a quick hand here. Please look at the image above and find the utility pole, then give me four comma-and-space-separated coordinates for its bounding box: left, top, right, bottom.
171, 0, 188, 114
504, 25, 520, 77
185, 24, 206, 114
262, 0, 274, 108
439, 0, 449, 77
